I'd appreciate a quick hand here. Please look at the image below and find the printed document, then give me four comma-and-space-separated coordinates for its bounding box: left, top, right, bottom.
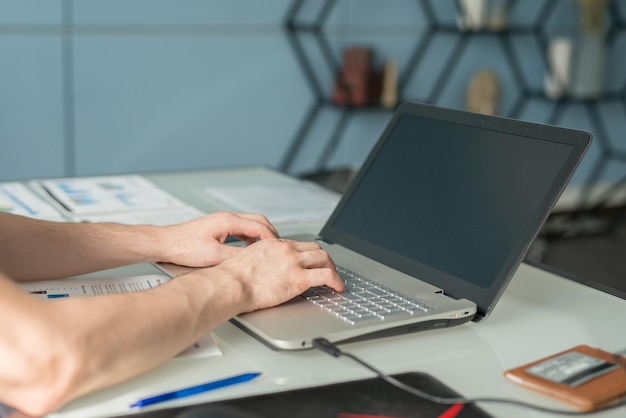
36, 175, 189, 215
0, 182, 65, 220
30, 175, 206, 226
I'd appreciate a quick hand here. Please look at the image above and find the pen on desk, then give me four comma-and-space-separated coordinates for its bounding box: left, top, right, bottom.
129, 372, 261, 408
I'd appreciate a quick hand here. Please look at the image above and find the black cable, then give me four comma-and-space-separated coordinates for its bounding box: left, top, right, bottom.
312, 338, 626, 416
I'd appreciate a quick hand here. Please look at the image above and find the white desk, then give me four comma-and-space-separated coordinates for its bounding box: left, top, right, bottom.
47, 167, 626, 418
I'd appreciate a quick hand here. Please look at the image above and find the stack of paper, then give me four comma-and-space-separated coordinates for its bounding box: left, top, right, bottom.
0, 182, 67, 221
32, 175, 206, 225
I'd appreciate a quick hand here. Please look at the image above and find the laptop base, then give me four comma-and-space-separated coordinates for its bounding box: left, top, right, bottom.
230, 314, 474, 351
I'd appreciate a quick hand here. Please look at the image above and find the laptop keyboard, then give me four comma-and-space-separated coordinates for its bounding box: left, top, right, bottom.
300, 266, 431, 325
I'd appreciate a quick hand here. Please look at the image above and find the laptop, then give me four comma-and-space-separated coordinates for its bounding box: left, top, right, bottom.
232, 101, 591, 350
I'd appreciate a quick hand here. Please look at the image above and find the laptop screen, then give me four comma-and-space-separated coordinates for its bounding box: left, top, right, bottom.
321, 102, 590, 320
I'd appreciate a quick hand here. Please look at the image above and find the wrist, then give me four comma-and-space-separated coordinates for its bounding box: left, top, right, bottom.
184, 267, 248, 321
137, 224, 173, 264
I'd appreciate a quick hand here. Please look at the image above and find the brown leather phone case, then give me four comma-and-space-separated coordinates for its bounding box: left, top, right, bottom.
504, 345, 626, 411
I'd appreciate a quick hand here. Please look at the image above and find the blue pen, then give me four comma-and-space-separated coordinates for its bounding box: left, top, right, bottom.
47, 294, 69, 299
130, 372, 261, 408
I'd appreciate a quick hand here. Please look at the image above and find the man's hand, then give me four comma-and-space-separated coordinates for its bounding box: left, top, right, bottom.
159, 212, 279, 267
206, 238, 344, 314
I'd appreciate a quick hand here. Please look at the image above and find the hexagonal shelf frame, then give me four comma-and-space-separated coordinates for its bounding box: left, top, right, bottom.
281, 0, 626, 217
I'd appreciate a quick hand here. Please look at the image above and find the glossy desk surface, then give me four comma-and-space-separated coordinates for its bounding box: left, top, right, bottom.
48, 167, 626, 418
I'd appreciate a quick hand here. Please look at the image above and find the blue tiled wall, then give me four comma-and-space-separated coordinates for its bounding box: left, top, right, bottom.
1, 0, 625, 196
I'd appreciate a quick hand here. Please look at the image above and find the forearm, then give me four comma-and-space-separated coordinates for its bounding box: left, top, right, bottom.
0, 269, 242, 416
0, 214, 166, 280
0, 236, 343, 416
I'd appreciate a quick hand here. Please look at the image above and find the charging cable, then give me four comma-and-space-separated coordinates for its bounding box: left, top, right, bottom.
312, 338, 626, 416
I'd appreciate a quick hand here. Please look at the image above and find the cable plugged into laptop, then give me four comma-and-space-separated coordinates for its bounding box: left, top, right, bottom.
312, 338, 343, 357
312, 337, 626, 416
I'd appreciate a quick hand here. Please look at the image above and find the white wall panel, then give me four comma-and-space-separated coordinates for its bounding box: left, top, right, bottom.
0, 35, 65, 181
73, 33, 311, 175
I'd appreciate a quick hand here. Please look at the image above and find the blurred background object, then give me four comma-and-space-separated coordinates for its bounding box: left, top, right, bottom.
466, 69, 500, 115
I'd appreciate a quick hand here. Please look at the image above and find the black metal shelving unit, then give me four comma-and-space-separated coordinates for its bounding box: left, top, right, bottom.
281, 0, 626, 227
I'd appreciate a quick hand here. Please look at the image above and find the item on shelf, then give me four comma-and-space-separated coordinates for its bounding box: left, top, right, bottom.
466, 69, 500, 115
457, 0, 508, 32
486, 0, 509, 31
568, 0, 608, 99
544, 0, 609, 100
333, 46, 382, 107
577, 0, 609, 34
457, 0, 488, 31
544, 37, 573, 100
381, 57, 399, 109
569, 34, 607, 99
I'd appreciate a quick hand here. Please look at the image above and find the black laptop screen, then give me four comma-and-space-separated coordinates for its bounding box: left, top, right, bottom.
321, 103, 590, 319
